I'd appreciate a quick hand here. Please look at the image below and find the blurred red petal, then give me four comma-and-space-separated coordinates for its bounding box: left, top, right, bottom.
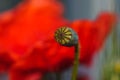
71, 12, 116, 66
0, 0, 67, 73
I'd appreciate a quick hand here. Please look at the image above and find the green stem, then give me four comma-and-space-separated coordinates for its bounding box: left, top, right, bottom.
71, 43, 80, 80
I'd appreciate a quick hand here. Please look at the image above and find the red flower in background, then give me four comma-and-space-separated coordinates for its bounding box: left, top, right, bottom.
0, 0, 116, 80
0, 0, 67, 72
72, 12, 116, 66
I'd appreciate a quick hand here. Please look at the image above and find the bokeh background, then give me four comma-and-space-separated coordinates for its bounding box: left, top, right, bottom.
0, 0, 119, 80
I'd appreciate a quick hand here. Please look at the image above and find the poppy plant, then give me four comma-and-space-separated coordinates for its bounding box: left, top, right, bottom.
9, 14, 116, 80
0, 0, 116, 80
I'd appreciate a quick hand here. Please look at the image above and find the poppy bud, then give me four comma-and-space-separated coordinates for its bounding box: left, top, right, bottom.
54, 27, 78, 47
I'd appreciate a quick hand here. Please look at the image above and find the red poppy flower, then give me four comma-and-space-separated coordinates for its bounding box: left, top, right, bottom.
71, 12, 116, 66
0, 0, 67, 73
0, 0, 116, 80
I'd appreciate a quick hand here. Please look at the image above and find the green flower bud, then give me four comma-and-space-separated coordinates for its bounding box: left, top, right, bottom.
54, 27, 78, 47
